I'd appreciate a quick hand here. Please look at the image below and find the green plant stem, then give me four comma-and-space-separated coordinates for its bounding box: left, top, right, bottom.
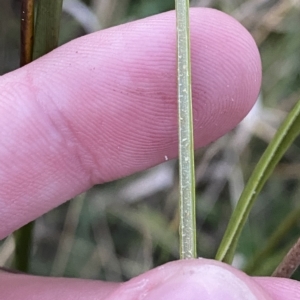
33, 0, 63, 59
175, 0, 197, 259
216, 99, 300, 263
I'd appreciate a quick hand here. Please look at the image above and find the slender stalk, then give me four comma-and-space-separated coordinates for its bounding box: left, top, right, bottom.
216, 99, 300, 263
175, 0, 197, 259
14, 0, 35, 273
272, 237, 300, 278
20, 0, 34, 66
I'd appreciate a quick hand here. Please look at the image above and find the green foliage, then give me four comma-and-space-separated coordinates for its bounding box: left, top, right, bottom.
128, 0, 174, 19
216, 99, 300, 263
33, 0, 63, 59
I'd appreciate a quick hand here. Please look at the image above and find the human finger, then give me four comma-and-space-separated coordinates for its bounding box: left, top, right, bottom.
0, 8, 261, 238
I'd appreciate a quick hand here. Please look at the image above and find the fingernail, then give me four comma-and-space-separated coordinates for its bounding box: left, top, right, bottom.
144, 264, 260, 300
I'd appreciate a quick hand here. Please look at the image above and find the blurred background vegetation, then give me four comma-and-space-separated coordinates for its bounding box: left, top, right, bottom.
0, 0, 300, 281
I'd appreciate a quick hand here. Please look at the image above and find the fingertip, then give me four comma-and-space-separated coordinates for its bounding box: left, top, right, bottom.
189, 8, 262, 146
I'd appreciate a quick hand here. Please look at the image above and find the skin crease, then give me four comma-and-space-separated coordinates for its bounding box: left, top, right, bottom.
0, 7, 300, 299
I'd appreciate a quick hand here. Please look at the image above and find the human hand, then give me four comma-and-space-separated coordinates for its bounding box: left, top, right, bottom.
1, 7, 298, 299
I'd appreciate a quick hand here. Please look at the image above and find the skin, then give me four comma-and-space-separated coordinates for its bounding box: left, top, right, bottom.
0, 7, 299, 299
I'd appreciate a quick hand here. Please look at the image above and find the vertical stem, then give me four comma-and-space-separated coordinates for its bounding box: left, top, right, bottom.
175, 0, 197, 259
272, 237, 300, 278
20, 0, 34, 66
14, 0, 35, 273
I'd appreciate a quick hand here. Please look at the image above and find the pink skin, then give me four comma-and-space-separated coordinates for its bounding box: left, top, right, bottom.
0, 7, 299, 299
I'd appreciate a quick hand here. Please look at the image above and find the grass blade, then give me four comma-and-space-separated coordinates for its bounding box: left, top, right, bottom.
175, 0, 197, 259
33, 0, 63, 59
14, 222, 34, 272
216, 100, 300, 263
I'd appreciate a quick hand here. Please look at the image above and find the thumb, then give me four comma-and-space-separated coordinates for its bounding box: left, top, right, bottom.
108, 259, 272, 300
2, 259, 299, 299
